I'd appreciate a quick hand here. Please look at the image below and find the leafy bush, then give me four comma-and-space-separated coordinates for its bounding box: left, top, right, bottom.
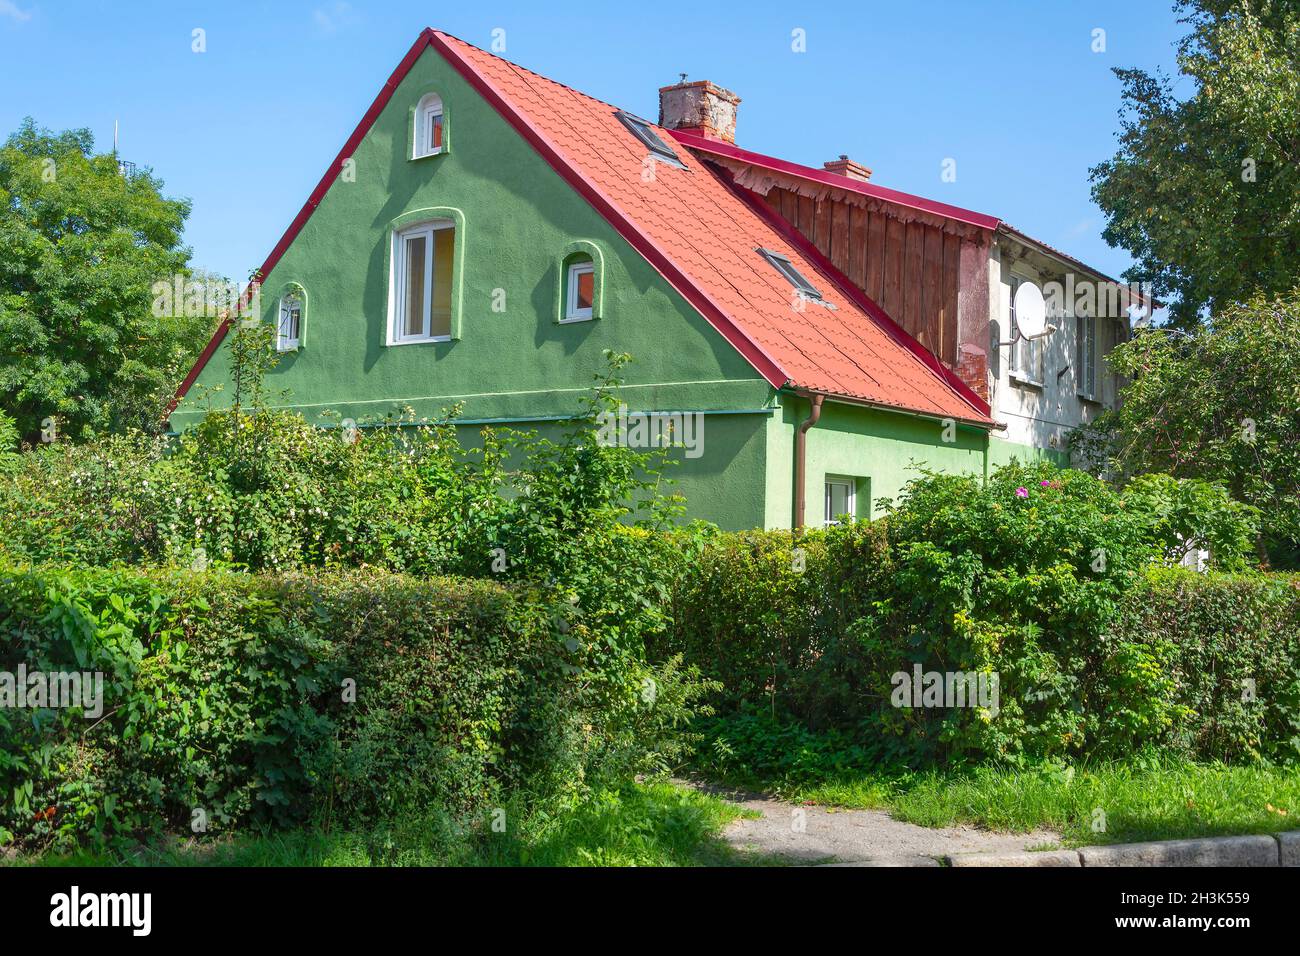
0, 337, 724, 850
0, 562, 714, 851
658, 462, 1292, 769
0, 410, 18, 475
693, 708, 876, 788
1074, 292, 1300, 568
1119, 567, 1300, 763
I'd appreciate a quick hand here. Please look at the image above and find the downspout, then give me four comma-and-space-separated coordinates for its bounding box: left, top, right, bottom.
793, 393, 824, 529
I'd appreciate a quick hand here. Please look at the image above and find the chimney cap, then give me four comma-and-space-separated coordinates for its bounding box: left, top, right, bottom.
658, 79, 741, 144
657, 77, 740, 102
823, 154, 872, 182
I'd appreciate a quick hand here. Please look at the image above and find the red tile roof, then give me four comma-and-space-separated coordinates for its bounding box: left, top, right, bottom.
171, 29, 993, 427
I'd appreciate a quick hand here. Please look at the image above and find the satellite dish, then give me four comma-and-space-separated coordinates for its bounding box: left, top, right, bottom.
1013, 281, 1047, 338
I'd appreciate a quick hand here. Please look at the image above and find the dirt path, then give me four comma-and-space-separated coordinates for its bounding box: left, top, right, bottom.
682, 781, 1060, 866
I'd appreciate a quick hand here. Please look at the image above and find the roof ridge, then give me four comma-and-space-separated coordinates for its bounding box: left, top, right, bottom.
431, 30, 640, 121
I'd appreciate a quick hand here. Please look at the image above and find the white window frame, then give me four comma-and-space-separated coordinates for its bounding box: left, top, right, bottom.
563, 261, 595, 322
413, 93, 444, 159
277, 291, 302, 351
1009, 273, 1045, 388
824, 478, 856, 527
1076, 312, 1098, 401
388, 220, 454, 345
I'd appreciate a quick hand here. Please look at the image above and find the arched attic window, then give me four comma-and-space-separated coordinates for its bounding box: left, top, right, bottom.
413, 92, 445, 159
556, 241, 605, 323
277, 285, 305, 351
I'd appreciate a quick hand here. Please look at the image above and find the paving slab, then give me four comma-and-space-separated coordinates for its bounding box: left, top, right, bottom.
683, 782, 1060, 865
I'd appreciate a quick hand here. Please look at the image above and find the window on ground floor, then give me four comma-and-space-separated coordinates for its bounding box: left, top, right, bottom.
824, 477, 856, 526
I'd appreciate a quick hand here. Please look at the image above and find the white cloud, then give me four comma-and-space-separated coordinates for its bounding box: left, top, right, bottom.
0, 0, 32, 23
312, 1, 356, 34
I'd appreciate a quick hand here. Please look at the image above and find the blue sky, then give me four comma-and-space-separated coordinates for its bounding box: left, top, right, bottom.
1, 0, 1187, 284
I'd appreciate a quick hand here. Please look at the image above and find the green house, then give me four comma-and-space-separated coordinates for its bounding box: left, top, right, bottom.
171, 29, 1139, 531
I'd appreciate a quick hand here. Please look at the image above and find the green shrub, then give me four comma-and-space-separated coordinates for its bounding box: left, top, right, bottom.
693, 708, 876, 787
658, 462, 1294, 769
0, 562, 712, 851
1119, 568, 1300, 763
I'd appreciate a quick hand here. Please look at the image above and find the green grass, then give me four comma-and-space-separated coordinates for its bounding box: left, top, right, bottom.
16, 782, 771, 868
792, 760, 1300, 846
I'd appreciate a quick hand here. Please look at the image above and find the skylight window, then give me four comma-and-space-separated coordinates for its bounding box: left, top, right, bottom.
757, 248, 822, 300
615, 111, 685, 168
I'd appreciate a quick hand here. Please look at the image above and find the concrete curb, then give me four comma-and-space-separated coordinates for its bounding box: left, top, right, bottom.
948, 849, 1080, 867
941, 831, 1300, 868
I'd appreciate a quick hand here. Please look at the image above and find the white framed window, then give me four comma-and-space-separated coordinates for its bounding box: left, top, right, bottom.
824, 478, 856, 527
564, 260, 595, 322
1076, 312, 1098, 400
413, 93, 444, 159
1009, 274, 1044, 387
389, 220, 454, 344
277, 291, 302, 351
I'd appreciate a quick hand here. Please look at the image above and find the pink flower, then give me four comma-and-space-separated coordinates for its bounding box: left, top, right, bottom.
1016, 487, 1029, 498
1040, 480, 1050, 486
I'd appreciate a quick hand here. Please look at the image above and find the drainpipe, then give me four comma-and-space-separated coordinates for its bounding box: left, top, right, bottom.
793, 393, 824, 529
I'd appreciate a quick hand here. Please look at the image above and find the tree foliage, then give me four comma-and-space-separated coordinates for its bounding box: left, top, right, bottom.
1090, 0, 1300, 326
1074, 292, 1300, 567
0, 118, 211, 441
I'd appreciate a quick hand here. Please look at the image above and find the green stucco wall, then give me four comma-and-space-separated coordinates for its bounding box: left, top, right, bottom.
772, 394, 990, 529
171, 45, 768, 430
445, 410, 773, 532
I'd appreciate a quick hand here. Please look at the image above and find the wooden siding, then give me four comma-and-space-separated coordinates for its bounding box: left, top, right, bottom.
763, 186, 966, 366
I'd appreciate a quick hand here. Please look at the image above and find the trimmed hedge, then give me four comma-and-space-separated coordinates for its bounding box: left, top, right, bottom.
654, 467, 1300, 769
0, 563, 663, 850
1126, 568, 1300, 763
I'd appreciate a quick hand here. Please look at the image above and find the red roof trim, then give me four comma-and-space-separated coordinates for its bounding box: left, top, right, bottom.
167, 30, 439, 417
670, 129, 1003, 233
719, 166, 993, 424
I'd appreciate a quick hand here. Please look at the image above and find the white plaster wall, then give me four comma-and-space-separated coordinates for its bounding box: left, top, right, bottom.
987, 239, 1126, 458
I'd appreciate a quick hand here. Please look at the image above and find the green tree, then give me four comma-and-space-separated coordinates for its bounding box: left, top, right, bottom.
1073, 292, 1300, 567
0, 118, 211, 441
1090, 0, 1300, 327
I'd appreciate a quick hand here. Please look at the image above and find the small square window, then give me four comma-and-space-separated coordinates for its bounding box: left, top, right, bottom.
824, 478, 856, 526
565, 261, 595, 322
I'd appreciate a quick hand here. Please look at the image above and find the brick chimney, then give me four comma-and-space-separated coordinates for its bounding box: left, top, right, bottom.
956, 343, 990, 404
823, 154, 872, 182
658, 78, 741, 144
